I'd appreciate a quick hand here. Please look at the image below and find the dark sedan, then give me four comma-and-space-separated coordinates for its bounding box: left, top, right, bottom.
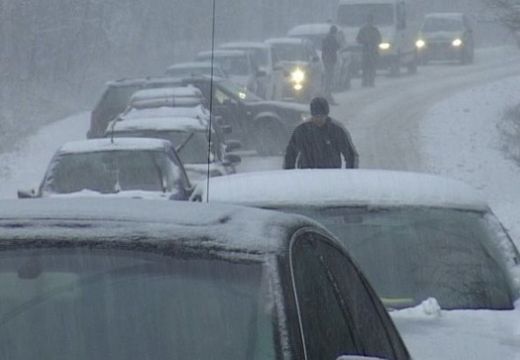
0, 199, 411, 360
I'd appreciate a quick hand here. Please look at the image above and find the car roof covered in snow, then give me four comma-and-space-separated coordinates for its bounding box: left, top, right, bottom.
112, 117, 207, 133
288, 23, 333, 36
201, 169, 489, 211
58, 138, 173, 154
266, 37, 307, 46
130, 87, 202, 102
220, 42, 270, 50
425, 12, 464, 20
0, 199, 320, 255
122, 106, 209, 120
197, 49, 249, 58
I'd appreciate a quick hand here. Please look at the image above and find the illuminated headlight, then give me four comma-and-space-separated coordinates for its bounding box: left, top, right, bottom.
452, 38, 463, 47
415, 39, 426, 49
238, 91, 247, 100
293, 83, 303, 91
290, 68, 305, 83
379, 42, 391, 50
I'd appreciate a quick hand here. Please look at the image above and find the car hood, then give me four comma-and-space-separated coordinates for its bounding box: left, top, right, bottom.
247, 100, 308, 114
43, 190, 175, 200
421, 31, 463, 42
391, 298, 520, 360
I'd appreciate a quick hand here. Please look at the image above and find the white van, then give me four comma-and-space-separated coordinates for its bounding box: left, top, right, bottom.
336, 0, 418, 75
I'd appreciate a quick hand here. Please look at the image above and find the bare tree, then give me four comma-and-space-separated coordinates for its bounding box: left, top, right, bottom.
487, 0, 520, 31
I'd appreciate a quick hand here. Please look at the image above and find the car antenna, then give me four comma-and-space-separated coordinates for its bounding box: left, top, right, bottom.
206, 0, 217, 203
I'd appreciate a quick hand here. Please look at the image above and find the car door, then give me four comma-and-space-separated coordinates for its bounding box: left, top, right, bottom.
290, 229, 410, 360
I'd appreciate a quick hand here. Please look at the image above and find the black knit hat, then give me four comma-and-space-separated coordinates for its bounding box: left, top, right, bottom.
310, 97, 330, 116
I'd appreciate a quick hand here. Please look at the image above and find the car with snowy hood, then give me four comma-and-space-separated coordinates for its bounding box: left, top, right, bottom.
0, 198, 412, 360
196, 169, 520, 360
165, 61, 228, 79
17, 138, 192, 200
288, 23, 353, 90
106, 117, 241, 182
265, 37, 323, 102
416, 13, 475, 65
219, 42, 283, 100
195, 49, 260, 93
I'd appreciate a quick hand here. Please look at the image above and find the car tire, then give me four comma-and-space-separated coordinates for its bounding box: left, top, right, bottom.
255, 119, 287, 156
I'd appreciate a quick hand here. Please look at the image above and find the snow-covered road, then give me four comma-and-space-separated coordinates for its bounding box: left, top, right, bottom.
2, 46, 520, 247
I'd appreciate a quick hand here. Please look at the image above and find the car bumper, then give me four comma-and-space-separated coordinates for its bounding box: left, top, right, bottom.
418, 42, 463, 61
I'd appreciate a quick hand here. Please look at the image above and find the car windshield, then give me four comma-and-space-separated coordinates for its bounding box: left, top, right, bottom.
337, 4, 395, 27
0, 248, 275, 360
271, 43, 306, 62
198, 54, 250, 76
291, 34, 326, 51
113, 130, 212, 164
43, 150, 180, 194
422, 17, 464, 32
276, 206, 515, 310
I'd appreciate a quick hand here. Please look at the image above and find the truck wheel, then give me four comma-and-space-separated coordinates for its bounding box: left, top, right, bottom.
255, 119, 287, 156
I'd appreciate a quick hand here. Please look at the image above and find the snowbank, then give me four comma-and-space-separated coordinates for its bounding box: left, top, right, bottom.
420, 75, 520, 248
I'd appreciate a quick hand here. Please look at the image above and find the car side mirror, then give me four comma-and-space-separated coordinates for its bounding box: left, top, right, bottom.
219, 123, 233, 135
225, 139, 242, 152
17, 188, 37, 199
223, 154, 241, 165
337, 356, 388, 360
256, 69, 267, 77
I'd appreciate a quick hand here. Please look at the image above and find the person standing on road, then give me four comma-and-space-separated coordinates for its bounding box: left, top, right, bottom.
284, 97, 358, 169
321, 25, 340, 104
356, 14, 382, 87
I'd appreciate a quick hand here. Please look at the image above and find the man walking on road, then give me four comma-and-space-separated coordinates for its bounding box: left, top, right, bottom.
356, 14, 382, 87
321, 25, 340, 104
284, 97, 358, 169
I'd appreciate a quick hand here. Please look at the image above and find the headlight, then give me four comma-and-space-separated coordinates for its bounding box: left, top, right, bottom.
290, 68, 305, 83
293, 83, 303, 91
416, 39, 426, 49
379, 42, 391, 50
452, 38, 463, 47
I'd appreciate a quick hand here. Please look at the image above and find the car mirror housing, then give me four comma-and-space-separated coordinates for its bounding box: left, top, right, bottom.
225, 139, 242, 152
223, 154, 241, 165
17, 189, 37, 199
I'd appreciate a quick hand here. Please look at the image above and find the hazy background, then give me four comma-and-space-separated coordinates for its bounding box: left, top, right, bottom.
0, 0, 508, 151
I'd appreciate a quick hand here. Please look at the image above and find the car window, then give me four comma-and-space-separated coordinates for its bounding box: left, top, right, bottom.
315, 234, 410, 360
0, 248, 277, 360
291, 231, 360, 360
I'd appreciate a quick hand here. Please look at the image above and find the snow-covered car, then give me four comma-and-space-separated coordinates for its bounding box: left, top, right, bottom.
195, 49, 259, 93
265, 37, 323, 102
288, 23, 353, 90
128, 86, 204, 110
416, 13, 475, 65
107, 117, 241, 182
17, 138, 192, 200
165, 61, 227, 79
218, 42, 283, 100
0, 198, 412, 360
197, 169, 520, 360
87, 77, 196, 139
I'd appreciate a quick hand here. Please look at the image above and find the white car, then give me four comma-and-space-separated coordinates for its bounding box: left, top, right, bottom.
196, 169, 520, 360
107, 117, 241, 182
195, 49, 259, 93
18, 138, 193, 200
219, 42, 283, 100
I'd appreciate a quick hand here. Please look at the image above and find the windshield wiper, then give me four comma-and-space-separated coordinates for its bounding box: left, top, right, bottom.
175, 132, 195, 154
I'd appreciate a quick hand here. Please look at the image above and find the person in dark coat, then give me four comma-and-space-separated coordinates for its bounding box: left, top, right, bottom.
356, 14, 382, 87
284, 97, 358, 169
321, 25, 340, 104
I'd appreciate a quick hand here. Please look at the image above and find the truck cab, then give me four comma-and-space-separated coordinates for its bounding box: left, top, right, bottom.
337, 0, 418, 75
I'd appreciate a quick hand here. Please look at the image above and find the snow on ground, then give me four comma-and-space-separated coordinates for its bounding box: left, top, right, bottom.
0, 112, 89, 199
420, 76, 520, 248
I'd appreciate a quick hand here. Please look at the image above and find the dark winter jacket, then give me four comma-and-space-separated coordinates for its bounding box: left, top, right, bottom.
284, 117, 359, 169
356, 24, 382, 57
321, 33, 340, 66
